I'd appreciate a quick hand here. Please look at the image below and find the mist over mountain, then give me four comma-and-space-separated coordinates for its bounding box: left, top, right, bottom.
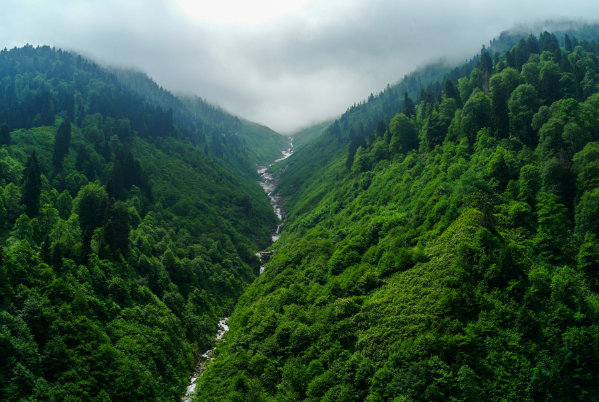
3, 0, 599, 132
2, 3, 599, 400
195, 24, 599, 400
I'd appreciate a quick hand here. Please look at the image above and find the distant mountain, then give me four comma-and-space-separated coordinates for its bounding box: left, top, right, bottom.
112, 68, 289, 168
290, 119, 335, 149
0, 44, 279, 400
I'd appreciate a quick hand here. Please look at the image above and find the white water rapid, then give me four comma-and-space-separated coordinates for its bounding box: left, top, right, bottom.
181, 140, 293, 400
256, 139, 293, 272
182, 318, 229, 401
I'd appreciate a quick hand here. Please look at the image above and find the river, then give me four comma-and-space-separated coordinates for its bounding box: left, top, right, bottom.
181, 139, 293, 401
257, 139, 294, 242
256, 139, 293, 271
182, 318, 229, 401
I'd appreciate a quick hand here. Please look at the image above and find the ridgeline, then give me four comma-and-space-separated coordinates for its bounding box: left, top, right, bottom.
5, 21, 599, 402
194, 25, 599, 401
0, 44, 287, 400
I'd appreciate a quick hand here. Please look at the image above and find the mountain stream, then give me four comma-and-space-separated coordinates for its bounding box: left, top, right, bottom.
256, 139, 293, 272
182, 139, 293, 401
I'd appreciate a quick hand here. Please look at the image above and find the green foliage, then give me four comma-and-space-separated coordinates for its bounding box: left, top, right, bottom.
461, 91, 492, 146
52, 118, 71, 168
195, 28, 599, 401
573, 142, 599, 193
20, 152, 41, 217
389, 113, 419, 155
0, 44, 281, 400
508, 84, 540, 147
575, 187, 599, 236
0, 123, 10, 146
291, 119, 334, 149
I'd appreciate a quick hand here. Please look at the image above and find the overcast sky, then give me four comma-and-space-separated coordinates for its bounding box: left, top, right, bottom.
1, 0, 599, 133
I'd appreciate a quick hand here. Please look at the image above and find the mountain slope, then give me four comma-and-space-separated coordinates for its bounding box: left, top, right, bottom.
195, 27, 599, 401
0, 45, 277, 400
113, 68, 289, 168
269, 22, 599, 200
290, 119, 335, 149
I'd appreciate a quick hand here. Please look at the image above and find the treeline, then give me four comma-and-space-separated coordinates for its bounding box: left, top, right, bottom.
270, 27, 599, 197
0, 44, 278, 400
0, 45, 263, 179
195, 30, 599, 400
114, 67, 290, 168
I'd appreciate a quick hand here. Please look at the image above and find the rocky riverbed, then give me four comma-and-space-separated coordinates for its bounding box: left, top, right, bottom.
257, 139, 293, 243
181, 140, 293, 400
182, 318, 229, 401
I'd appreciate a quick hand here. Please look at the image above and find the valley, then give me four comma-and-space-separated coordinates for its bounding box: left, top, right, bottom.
2, 20, 599, 402
257, 139, 294, 243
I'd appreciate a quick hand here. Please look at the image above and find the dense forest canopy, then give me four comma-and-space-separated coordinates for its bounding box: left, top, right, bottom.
6, 21, 599, 402
0, 44, 287, 400
112, 67, 290, 168
194, 28, 599, 401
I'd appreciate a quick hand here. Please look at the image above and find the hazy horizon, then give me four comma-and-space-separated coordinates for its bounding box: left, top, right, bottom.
2, 0, 599, 133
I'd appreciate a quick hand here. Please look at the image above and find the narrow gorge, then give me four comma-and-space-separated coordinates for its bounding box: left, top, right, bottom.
182, 139, 293, 400
257, 139, 293, 272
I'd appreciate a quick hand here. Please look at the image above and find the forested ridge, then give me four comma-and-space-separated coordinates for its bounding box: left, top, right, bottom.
113, 68, 290, 168
0, 45, 287, 400
195, 27, 599, 401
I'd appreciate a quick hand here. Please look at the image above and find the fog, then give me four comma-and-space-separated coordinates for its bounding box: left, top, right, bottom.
1, 0, 599, 133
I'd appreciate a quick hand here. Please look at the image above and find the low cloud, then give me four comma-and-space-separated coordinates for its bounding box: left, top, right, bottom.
1, 0, 599, 133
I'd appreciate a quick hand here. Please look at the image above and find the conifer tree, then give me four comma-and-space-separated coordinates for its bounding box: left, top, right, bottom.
376, 121, 386, 138
444, 79, 462, 108
0, 123, 10, 146
75, 145, 89, 171
527, 34, 541, 54
21, 152, 41, 217
506, 50, 516, 69
491, 81, 509, 139
565, 34, 573, 52
360, 137, 367, 150
52, 117, 71, 168
514, 39, 529, 71
346, 137, 360, 171
403, 92, 415, 118
111, 152, 125, 200
480, 52, 493, 74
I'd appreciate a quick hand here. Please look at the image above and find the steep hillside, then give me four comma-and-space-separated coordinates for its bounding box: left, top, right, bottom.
290, 120, 335, 149
113, 68, 289, 168
180, 96, 290, 164
0, 45, 278, 400
269, 22, 599, 199
195, 29, 599, 400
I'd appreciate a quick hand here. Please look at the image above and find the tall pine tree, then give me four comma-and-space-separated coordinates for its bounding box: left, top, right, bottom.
21, 152, 41, 217
52, 117, 71, 168
444, 79, 462, 108
491, 84, 509, 139
0, 123, 10, 146
112, 152, 125, 200
404, 92, 415, 118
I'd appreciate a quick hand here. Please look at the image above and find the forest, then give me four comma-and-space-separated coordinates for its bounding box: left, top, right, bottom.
5, 22, 599, 402
0, 45, 286, 400
193, 28, 599, 401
